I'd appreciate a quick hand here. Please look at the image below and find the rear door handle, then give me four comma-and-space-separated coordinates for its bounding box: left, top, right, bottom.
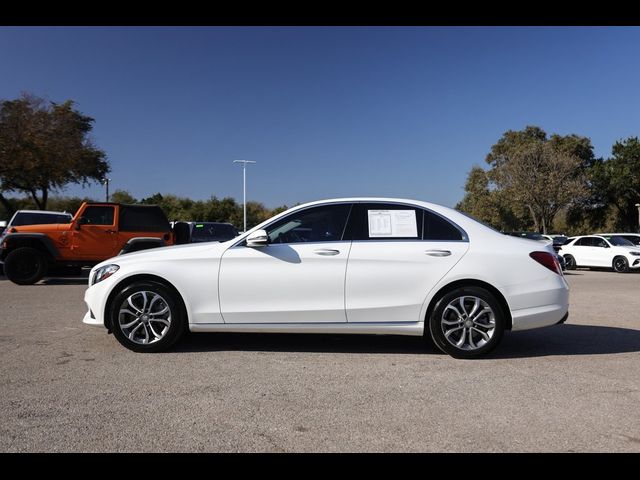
313, 249, 340, 256
105, 230, 116, 234
425, 249, 451, 257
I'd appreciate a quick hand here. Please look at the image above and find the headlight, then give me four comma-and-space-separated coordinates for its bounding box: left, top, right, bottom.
91, 264, 119, 285
630, 252, 640, 257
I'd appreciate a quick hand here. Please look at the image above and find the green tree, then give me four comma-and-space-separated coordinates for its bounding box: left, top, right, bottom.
578, 137, 640, 232
467, 126, 593, 233
109, 190, 137, 204
0, 93, 109, 213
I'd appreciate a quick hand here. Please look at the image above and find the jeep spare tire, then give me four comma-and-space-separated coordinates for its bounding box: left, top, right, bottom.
4, 247, 48, 285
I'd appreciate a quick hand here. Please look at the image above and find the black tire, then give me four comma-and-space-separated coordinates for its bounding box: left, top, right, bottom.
613, 256, 629, 273
563, 254, 577, 270
110, 280, 186, 353
428, 286, 506, 359
3, 247, 48, 285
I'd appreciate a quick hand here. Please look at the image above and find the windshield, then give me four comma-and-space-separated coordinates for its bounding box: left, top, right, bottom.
603, 236, 635, 247
190, 223, 238, 242
12, 212, 72, 226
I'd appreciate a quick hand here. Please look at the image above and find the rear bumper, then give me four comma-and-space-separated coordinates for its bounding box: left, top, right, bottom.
511, 302, 569, 331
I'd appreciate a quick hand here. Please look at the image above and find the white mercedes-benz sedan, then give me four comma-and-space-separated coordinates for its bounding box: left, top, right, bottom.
83, 198, 569, 358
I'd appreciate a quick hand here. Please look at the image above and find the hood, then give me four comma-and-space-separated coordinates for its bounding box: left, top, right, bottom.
93, 239, 232, 270
9, 223, 72, 233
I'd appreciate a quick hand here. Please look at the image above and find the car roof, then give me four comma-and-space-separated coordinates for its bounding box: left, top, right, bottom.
243, 197, 507, 242
14, 210, 71, 215
597, 232, 640, 236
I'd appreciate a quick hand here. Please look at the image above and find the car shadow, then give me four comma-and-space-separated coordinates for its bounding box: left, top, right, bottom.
172, 324, 640, 358
37, 277, 89, 285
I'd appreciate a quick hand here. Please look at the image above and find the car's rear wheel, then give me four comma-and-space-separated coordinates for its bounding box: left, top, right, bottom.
428, 286, 505, 359
4, 247, 48, 285
613, 256, 629, 273
563, 254, 577, 270
110, 281, 186, 352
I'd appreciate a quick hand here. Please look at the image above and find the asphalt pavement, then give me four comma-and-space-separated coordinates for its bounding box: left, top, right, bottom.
0, 269, 639, 452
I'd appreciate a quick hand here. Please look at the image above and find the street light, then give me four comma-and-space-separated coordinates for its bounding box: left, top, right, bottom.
635, 203, 640, 233
233, 160, 256, 232
102, 178, 110, 202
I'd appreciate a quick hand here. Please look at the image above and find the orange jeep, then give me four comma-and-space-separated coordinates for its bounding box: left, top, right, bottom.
1, 202, 177, 285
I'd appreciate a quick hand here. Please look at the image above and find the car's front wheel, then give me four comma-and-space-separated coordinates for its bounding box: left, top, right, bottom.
613, 256, 629, 273
428, 286, 506, 359
110, 281, 186, 352
4, 247, 48, 285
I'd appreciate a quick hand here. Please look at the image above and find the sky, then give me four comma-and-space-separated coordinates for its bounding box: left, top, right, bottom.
1, 26, 639, 209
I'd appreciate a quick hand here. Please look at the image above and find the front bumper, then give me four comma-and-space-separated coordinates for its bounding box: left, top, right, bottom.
82, 274, 118, 328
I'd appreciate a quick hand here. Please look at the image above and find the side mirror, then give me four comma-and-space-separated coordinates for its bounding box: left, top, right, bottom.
246, 229, 269, 247
76, 217, 89, 230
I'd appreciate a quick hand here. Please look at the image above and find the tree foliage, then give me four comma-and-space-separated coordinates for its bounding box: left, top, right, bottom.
0, 190, 289, 231
0, 93, 109, 213
458, 126, 593, 233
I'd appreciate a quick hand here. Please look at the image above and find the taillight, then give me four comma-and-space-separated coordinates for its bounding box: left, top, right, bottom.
529, 251, 562, 275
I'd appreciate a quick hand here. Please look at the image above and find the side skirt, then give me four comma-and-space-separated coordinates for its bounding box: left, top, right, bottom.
189, 322, 424, 336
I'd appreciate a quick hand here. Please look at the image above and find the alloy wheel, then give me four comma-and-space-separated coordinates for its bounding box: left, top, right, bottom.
118, 291, 172, 345
440, 296, 496, 351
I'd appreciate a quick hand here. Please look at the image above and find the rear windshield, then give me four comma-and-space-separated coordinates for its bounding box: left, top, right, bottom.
191, 223, 238, 242
12, 212, 71, 226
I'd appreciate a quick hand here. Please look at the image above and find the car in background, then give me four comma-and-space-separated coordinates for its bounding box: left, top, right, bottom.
0, 210, 72, 245
83, 197, 569, 358
0, 210, 73, 276
559, 235, 640, 273
188, 222, 239, 243
1, 203, 174, 285
597, 233, 640, 247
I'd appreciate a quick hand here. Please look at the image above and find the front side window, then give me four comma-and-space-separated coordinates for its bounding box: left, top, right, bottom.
82, 206, 115, 226
265, 204, 351, 244
621, 235, 640, 246
606, 236, 634, 247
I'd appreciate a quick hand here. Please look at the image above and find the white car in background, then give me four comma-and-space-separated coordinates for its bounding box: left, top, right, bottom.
559, 235, 640, 273
83, 198, 569, 359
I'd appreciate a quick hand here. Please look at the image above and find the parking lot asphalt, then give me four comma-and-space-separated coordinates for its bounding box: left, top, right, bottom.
0, 269, 639, 452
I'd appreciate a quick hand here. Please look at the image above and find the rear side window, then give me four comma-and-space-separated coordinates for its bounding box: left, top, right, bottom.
423, 211, 464, 241
119, 206, 170, 232
82, 206, 115, 226
345, 203, 423, 241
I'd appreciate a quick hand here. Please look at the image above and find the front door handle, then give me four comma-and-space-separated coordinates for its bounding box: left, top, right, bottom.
105, 230, 116, 234
313, 249, 340, 256
425, 249, 451, 257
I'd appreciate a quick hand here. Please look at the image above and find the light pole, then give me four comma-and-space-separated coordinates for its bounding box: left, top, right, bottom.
635, 203, 640, 233
103, 178, 110, 202
233, 160, 256, 232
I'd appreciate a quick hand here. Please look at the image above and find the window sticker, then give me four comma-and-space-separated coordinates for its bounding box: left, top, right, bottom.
367, 210, 417, 238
